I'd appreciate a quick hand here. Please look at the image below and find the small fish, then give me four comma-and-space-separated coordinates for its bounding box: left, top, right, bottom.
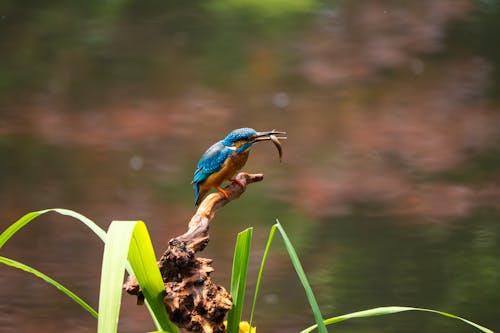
270, 130, 286, 162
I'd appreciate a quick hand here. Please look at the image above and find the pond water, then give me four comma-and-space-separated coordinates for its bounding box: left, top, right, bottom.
1, 1, 500, 332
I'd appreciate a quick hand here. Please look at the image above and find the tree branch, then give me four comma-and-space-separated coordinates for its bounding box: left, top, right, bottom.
124, 172, 264, 333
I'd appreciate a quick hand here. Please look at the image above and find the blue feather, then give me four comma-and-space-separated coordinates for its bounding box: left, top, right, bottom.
193, 141, 232, 183
192, 141, 234, 204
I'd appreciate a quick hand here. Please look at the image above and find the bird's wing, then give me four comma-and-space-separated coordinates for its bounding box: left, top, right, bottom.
192, 141, 231, 184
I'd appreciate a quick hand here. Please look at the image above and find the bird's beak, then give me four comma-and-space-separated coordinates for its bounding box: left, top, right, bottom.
250, 130, 287, 143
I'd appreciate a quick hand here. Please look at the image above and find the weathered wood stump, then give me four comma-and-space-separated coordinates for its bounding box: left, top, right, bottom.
124, 172, 264, 333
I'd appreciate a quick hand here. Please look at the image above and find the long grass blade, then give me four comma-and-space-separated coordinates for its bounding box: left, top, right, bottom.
98, 220, 177, 333
300, 306, 494, 333
0, 208, 106, 249
227, 227, 253, 333
98, 221, 133, 333
275, 220, 327, 333
249, 224, 277, 328
127, 222, 178, 333
0, 255, 98, 318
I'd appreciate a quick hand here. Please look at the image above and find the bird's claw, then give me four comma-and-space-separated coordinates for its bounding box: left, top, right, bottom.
230, 178, 246, 188
216, 186, 230, 199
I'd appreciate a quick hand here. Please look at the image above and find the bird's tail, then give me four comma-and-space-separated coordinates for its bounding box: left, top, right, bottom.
193, 182, 201, 206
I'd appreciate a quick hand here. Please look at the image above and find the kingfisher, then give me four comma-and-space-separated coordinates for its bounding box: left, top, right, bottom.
192, 127, 286, 205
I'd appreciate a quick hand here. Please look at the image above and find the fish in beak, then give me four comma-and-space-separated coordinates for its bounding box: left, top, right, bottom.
250, 130, 287, 162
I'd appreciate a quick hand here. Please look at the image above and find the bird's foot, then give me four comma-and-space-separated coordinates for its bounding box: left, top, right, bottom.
230, 178, 246, 188
216, 186, 230, 200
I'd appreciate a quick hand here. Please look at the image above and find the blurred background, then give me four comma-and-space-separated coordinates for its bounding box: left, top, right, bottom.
1, 0, 500, 332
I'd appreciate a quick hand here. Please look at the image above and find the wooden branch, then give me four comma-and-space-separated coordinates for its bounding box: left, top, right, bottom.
124, 172, 264, 333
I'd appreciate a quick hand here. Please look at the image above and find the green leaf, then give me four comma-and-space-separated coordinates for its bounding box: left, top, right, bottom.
127, 222, 178, 333
227, 227, 253, 333
0, 255, 98, 318
249, 224, 277, 328
0, 208, 106, 249
300, 306, 494, 333
275, 220, 328, 333
98, 220, 177, 333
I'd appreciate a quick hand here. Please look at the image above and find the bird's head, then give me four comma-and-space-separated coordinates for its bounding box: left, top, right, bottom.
222, 127, 287, 156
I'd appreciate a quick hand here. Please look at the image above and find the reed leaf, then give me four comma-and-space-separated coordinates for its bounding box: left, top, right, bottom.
275, 220, 328, 333
0, 255, 98, 318
98, 220, 177, 333
0, 208, 106, 249
300, 306, 494, 333
227, 227, 253, 333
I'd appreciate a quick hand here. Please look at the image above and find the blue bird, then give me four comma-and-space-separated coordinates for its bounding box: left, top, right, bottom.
192, 128, 286, 205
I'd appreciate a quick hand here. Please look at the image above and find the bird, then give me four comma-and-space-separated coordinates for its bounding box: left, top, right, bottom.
192, 127, 286, 205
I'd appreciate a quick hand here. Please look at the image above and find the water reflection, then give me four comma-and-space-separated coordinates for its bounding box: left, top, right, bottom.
1, 1, 500, 332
